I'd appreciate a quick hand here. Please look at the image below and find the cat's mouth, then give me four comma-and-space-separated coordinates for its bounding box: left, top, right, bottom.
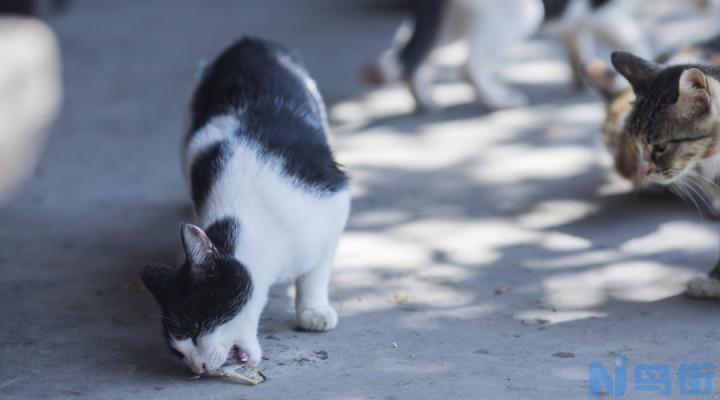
228, 344, 250, 365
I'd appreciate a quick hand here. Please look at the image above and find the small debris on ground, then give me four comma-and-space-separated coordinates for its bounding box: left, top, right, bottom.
313, 350, 328, 360
391, 292, 409, 304
495, 286, 511, 296
474, 349, 490, 355
552, 352, 575, 359
121, 278, 145, 292
391, 342, 399, 348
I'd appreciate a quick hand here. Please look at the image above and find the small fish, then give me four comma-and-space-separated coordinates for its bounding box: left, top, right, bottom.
216, 364, 266, 385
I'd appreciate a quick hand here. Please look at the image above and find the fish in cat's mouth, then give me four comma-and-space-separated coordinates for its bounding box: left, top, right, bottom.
229, 344, 251, 365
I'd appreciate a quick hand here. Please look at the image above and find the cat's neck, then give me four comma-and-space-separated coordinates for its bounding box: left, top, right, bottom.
199, 210, 285, 289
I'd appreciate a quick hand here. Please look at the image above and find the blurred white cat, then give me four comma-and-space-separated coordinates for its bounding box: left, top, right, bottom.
362, 0, 654, 112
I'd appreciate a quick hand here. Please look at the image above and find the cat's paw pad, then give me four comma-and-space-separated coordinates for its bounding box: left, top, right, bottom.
297, 306, 338, 332
686, 275, 720, 299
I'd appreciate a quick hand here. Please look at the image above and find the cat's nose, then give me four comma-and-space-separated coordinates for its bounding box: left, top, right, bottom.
189, 363, 207, 375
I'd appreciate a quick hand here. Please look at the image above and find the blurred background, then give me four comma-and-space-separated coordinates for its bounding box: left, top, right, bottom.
2, 1, 720, 399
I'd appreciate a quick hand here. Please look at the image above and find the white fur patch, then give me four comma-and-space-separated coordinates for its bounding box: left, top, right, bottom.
380, 0, 651, 110
179, 114, 350, 370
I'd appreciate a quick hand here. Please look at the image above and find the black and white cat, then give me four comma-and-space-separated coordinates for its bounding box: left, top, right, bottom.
141, 38, 351, 374
362, 0, 653, 111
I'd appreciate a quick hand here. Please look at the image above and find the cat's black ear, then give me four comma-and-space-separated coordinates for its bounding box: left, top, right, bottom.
180, 224, 217, 276
611, 52, 660, 94
583, 59, 627, 101
141, 264, 175, 305
678, 68, 713, 113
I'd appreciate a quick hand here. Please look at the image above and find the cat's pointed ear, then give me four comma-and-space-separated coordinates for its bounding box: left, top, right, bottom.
583, 59, 628, 101
678, 68, 713, 114
611, 52, 660, 93
141, 264, 175, 305
181, 224, 217, 267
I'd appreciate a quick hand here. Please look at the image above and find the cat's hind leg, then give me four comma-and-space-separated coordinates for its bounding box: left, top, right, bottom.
462, 0, 544, 110
408, 63, 441, 113
295, 244, 341, 332
687, 259, 720, 299
563, 31, 594, 90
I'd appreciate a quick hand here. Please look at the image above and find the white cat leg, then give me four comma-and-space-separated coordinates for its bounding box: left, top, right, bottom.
295, 249, 339, 332
591, 14, 652, 59
462, 0, 543, 110
408, 63, 441, 113
563, 31, 594, 90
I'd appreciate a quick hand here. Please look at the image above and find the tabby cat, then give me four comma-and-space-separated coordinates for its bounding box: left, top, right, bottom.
585, 36, 720, 187
609, 35, 720, 299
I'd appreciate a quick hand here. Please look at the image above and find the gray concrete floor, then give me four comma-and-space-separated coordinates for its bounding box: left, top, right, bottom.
3, 1, 720, 399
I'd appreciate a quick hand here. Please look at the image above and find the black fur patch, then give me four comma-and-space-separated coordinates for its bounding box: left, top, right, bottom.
542, 0, 570, 20
543, 0, 613, 21
205, 217, 240, 255
590, 0, 612, 10
190, 140, 233, 212
187, 37, 347, 199
626, 64, 720, 143
143, 256, 253, 344
398, 0, 447, 78
699, 35, 720, 54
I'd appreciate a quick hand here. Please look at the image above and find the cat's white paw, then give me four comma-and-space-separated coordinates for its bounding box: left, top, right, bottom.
297, 305, 338, 332
686, 275, 720, 299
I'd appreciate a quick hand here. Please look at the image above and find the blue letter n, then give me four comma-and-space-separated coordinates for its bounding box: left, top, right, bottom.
589, 356, 628, 398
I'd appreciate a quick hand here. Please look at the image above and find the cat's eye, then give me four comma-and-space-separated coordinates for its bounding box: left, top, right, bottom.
652, 143, 668, 154
191, 322, 201, 345
669, 135, 711, 144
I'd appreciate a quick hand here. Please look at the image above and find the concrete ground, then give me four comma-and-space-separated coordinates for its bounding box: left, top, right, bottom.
2, 1, 720, 399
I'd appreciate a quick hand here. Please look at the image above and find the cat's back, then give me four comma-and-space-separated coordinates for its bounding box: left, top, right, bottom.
189, 37, 322, 134
184, 37, 348, 219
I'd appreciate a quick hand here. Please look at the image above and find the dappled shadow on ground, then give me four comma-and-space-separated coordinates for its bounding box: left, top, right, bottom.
3, 0, 720, 399
316, 89, 720, 397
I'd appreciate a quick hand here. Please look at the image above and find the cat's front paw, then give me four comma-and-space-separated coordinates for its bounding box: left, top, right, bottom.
297, 305, 338, 332
686, 275, 720, 299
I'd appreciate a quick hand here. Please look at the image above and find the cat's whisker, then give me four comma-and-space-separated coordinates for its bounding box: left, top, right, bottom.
671, 180, 696, 209
687, 174, 719, 218
695, 173, 720, 191
685, 176, 714, 216
679, 178, 707, 220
